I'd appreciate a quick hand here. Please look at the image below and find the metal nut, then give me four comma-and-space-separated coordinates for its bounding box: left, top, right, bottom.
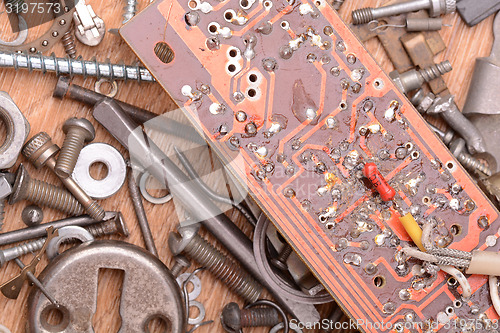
0, 91, 30, 169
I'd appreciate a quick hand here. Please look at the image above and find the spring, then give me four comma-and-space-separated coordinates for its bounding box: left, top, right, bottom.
61, 24, 77, 59
122, 0, 137, 24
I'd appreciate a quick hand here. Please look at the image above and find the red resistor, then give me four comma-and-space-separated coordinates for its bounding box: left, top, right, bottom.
363, 162, 396, 201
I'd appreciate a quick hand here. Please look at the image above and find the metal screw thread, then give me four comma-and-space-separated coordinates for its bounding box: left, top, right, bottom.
0, 199, 5, 230
122, 0, 137, 23
240, 308, 281, 327
277, 244, 293, 263
170, 262, 183, 277
55, 130, 86, 178
419, 61, 452, 82
5, 0, 24, 14
0, 51, 155, 82
85, 201, 106, 221
352, 7, 374, 24
184, 234, 262, 303
0, 221, 121, 267
61, 25, 77, 59
26, 178, 84, 216
457, 153, 492, 177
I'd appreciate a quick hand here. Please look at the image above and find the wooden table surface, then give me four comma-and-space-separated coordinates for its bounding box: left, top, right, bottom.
0, 0, 495, 332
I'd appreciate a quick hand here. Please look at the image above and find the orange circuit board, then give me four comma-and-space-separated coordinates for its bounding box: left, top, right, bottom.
121, 0, 500, 331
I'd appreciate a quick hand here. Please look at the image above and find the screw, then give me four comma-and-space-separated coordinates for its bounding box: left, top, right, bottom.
55, 118, 95, 178
220, 302, 280, 332
330, 0, 345, 10
270, 243, 293, 271
22, 132, 105, 221
9, 164, 84, 216
390, 61, 452, 94
0, 213, 128, 267
170, 255, 191, 277
168, 226, 263, 303
0, 51, 155, 82
122, 0, 137, 23
61, 23, 77, 59
449, 138, 492, 176
21, 205, 44, 227
352, 0, 456, 25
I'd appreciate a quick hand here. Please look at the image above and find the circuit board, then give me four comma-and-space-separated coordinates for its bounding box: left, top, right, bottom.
120, 1, 500, 331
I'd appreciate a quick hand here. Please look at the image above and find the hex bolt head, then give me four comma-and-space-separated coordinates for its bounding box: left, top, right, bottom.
21, 205, 44, 227
55, 118, 96, 178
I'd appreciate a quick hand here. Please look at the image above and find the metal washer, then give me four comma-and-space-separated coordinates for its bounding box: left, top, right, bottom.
72, 143, 126, 199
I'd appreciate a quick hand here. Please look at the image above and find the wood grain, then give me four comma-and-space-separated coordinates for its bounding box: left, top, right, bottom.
0, 0, 495, 332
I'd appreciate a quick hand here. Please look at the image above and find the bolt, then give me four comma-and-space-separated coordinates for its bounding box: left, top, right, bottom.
0, 213, 128, 267
449, 138, 492, 176
168, 226, 263, 303
0, 51, 155, 82
21, 205, 44, 227
22, 132, 105, 221
9, 164, 84, 216
122, 0, 137, 23
390, 61, 452, 94
426, 123, 455, 146
170, 255, 191, 277
270, 243, 293, 271
352, 0, 456, 25
55, 118, 95, 178
220, 302, 280, 332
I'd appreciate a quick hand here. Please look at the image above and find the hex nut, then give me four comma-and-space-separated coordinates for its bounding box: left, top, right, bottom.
0, 175, 13, 200
0, 91, 30, 169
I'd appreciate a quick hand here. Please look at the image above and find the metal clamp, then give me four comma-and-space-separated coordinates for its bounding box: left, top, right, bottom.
0, 91, 30, 169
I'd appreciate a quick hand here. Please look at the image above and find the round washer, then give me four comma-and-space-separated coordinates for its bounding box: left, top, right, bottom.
72, 143, 127, 199
176, 272, 202, 301
139, 171, 173, 204
188, 301, 205, 325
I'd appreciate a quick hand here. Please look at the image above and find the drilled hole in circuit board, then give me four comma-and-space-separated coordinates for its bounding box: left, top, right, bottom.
225, 11, 233, 20
229, 49, 238, 57
154, 42, 175, 64
249, 74, 258, 82
450, 224, 462, 236
373, 79, 384, 90
373, 276, 386, 288
446, 161, 456, 172
248, 89, 256, 97
228, 64, 236, 73
188, 0, 197, 9
209, 24, 218, 33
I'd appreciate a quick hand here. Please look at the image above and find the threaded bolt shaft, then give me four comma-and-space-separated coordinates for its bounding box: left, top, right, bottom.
0, 218, 125, 267
122, 0, 137, 23
170, 255, 191, 277
458, 153, 492, 177
55, 118, 95, 178
22, 132, 105, 221
271, 243, 293, 271
0, 51, 155, 82
240, 308, 280, 327
419, 61, 452, 82
61, 24, 77, 59
0, 199, 5, 230
181, 233, 262, 303
352, 0, 456, 25
9, 164, 84, 216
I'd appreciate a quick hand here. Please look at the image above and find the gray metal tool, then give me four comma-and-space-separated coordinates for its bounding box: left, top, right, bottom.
457, 0, 500, 26
463, 12, 500, 116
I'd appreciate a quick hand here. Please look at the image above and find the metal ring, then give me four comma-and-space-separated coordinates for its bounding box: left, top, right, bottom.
187, 300, 205, 325
139, 171, 173, 205
72, 143, 127, 199
176, 272, 202, 301
0, 324, 11, 333
46, 226, 94, 259
0, 15, 28, 46
95, 78, 118, 98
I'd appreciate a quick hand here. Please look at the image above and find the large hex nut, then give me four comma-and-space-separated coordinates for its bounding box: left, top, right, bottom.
0, 91, 30, 169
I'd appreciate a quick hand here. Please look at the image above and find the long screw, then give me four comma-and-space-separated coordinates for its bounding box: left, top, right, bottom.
169, 230, 263, 303
9, 164, 84, 216
0, 212, 123, 246
352, 0, 456, 25
61, 23, 77, 59
221, 302, 280, 332
55, 118, 95, 178
127, 164, 158, 257
390, 61, 452, 94
0, 217, 128, 267
22, 132, 105, 221
0, 51, 155, 82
